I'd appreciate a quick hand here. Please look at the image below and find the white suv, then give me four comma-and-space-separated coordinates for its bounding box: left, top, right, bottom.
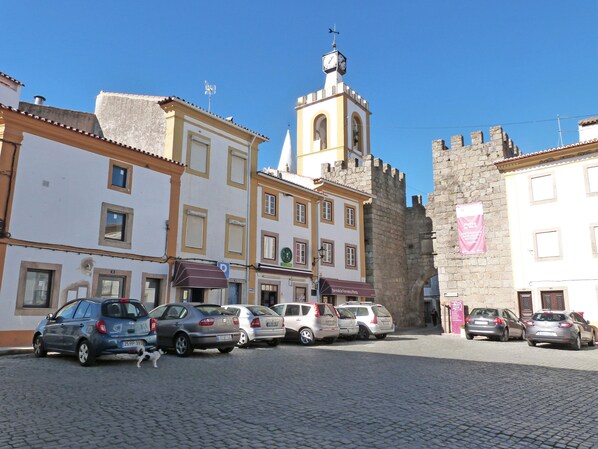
271, 302, 339, 345
337, 302, 395, 340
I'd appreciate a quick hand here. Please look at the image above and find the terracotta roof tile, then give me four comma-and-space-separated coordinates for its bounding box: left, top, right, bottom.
0, 72, 24, 86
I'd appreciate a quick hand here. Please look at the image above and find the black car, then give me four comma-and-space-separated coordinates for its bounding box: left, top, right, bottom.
33, 298, 157, 366
464, 307, 526, 341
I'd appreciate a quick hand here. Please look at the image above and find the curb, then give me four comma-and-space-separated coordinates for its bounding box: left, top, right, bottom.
0, 347, 33, 356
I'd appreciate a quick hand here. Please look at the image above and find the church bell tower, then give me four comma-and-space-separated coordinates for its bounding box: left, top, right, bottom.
295, 33, 371, 179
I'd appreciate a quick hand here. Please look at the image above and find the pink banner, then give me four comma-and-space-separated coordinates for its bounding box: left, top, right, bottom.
456, 202, 486, 254
450, 300, 464, 334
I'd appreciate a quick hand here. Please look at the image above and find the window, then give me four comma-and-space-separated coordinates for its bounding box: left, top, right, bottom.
345, 244, 357, 269
535, 230, 561, 259
187, 134, 210, 177
262, 232, 278, 261
294, 239, 307, 266
351, 114, 362, 152
591, 225, 598, 256
263, 192, 278, 219
295, 286, 307, 302
225, 215, 246, 259
18, 266, 57, 310
345, 205, 356, 228
541, 291, 565, 310
99, 203, 133, 249
322, 200, 334, 223
587, 165, 598, 195
314, 114, 327, 151
227, 148, 247, 189
530, 174, 555, 203
73, 300, 94, 319
321, 240, 334, 265
295, 201, 307, 226
93, 268, 131, 298
182, 206, 207, 254
108, 160, 132, 193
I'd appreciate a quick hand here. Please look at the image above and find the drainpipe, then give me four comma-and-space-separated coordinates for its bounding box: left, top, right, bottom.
245, 135, 257, 304
0, 138, 19, 239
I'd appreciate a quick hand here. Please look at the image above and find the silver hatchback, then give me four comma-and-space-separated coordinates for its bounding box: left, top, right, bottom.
337, 302, 395, 340
222, 304, 285, 348
271, 302, 339, 345
526, 310, 595, 350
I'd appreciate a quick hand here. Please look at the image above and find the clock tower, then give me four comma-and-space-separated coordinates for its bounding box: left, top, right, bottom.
295, 44, 371, 179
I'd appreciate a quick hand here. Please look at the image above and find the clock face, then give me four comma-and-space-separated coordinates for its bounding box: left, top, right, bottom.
322, 52, 338, 71
281, 247, 293, 264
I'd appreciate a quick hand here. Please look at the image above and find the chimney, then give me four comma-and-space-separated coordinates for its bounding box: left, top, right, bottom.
578, 117, 598, 143
34, 95, 46, 105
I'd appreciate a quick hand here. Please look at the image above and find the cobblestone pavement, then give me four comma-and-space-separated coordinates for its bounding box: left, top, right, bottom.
1, 332, 598, 449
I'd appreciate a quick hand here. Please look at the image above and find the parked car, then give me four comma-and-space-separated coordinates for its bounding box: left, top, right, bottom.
464, 307, 526, 341
270, 302, 339, 345
335, 306, 359, 340
337, 301, 395, 340
149, 303, 240, 356
222, 304, 285, 348
525, 310, 595, 350
33, 298, 157, 367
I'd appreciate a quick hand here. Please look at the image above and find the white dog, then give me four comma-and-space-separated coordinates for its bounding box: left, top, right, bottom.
137, 347, 164, 368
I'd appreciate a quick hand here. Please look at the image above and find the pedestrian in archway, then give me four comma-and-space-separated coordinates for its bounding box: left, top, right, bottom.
430, 308, 439, 327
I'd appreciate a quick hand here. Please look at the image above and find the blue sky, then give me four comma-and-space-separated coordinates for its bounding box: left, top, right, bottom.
3, 1, 598, 203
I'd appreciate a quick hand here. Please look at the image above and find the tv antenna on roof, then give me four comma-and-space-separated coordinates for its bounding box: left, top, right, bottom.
204, 80, 216, 112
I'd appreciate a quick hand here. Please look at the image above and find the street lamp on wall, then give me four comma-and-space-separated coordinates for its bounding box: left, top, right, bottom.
312, 246, 326, 302
312, 246, 326, 267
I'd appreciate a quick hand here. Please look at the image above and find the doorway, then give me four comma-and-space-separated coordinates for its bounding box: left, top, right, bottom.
261, 284, 278, 307
517, 291, 533, 320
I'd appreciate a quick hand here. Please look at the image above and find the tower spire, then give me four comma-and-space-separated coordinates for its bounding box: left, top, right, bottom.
328, 25, 339, 50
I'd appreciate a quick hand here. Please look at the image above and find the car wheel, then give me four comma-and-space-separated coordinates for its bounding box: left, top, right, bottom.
266, 339, 281, 347
465, 332, 474, 340
33, 335, 47, 358
237, 330, 250, 348
358, 325, 370, 340
571, 334, 582, 351
375, 334, 387, 340
589, 333, 596, 347
500, 328, 509, 342
77, 340, 96, 367
174, 333, 193, 357
527, 339, 536, 347
218, 346, 234, 354
298, 328, 315, 346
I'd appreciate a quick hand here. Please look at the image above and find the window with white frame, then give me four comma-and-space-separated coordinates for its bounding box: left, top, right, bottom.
345, 205, 356, 228
263, 234, 277, 261
264, 192, 277, 217
322, 241, 334, 265
345, 245, 357, 268
184, 207, 207, 251
530, 174, 555, 202
188, 136, 209, 176
228, 149, 247, 188
295, 240, 307, 265
226, 216, 245, 258
587, 166, 598, 194
535, 230, 560, 259
295, 202, 306, 225
322, 200, 333, 222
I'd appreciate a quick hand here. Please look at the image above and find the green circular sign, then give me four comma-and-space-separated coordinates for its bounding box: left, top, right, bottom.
281, 247, 293, 264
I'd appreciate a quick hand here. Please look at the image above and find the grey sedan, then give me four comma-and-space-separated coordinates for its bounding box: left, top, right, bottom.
464, 307, 526, 342
526, 310, 595, 350
149, 303, 240, 356
222, 304, 285, 347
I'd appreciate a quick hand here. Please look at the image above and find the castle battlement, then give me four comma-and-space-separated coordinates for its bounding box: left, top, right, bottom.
296, 82, 369, 111
321, 155, 405, 189
433, 126, 520, 159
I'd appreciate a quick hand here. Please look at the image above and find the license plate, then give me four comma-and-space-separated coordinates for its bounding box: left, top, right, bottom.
266, 321, 277, 327
122, 340, 142, 348
217, 335, 232, 341
536, 331, 557, 336
475, 320, 488, 325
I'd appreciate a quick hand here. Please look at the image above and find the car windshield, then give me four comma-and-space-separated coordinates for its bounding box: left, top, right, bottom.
470, 308, 498, 318
532, 313, 567, 322
373, 305, 391, 317
194, 305, 234, 316
102, 301, 147, 319
246, 306, 278, 317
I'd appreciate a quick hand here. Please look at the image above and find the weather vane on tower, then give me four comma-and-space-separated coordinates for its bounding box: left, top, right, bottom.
328, 25, 339, 50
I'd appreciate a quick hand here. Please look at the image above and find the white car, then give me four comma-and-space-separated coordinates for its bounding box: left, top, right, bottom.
222, 305, 285, 348
337, 301, 395, 340
335, 306, 359, 340
271, 302, 339, 345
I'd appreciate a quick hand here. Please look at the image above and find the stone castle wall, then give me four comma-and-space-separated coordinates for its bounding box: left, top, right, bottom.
427, 126, 520, 314
321, 155, 433, 327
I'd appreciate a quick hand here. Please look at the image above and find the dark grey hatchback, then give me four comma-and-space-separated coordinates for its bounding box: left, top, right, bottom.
464, 307, 526, 342
33, 298, 157, 366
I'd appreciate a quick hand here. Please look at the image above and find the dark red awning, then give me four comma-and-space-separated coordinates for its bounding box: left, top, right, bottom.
172, 261, 228, 289
319, 278, 376, 297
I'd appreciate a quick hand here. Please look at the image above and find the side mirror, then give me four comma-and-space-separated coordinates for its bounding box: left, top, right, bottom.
46, 313, 55, 320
